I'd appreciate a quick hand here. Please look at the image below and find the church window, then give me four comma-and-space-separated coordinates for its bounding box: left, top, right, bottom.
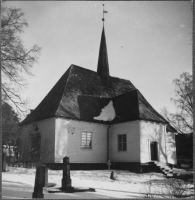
81, 132, 92, 149
118, 134, 127, 151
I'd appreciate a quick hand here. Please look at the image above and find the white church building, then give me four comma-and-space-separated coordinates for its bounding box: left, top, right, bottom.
20, 19, 177, 171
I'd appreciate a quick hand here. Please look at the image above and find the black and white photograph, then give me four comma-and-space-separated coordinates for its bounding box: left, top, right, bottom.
2, 1, 193, 199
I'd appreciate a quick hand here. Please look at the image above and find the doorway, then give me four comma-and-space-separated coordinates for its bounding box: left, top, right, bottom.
150, 141, 158, 161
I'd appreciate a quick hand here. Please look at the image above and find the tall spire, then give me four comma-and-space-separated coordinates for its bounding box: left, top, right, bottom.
97, 4, 109, 86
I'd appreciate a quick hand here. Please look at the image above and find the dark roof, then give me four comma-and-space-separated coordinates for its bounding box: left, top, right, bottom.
20, 64, 136, 125
112, 90, 140, 123
137, 90, 168, 123
20, 64, 167, 125
78, 90, 167, 124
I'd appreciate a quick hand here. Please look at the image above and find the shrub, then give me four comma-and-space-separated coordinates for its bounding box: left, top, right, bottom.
142, 178, 193, 198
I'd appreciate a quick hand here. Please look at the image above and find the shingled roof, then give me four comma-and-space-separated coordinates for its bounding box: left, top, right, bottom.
20, 65, 167, 125
20, 65, 136, 125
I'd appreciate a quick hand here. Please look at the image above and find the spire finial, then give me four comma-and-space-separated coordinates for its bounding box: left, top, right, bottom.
102, 4, 105, 22
102, 4, 108, 24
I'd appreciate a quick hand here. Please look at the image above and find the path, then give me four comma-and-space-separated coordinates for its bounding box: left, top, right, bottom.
2, 180, 141, 199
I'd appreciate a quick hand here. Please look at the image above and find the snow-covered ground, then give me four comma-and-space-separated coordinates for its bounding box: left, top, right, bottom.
2, 166, 194, 199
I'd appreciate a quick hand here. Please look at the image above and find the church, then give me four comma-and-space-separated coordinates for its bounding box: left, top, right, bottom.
19, 16, 177, 170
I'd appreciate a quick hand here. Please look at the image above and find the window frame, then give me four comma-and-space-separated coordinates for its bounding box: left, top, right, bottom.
118, 134, 127, 151
81, 131, 92, 150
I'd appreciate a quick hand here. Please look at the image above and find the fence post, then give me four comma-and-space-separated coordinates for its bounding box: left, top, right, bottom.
2, 152, 6, 172
61, 157, 73, 191
32, 164, 45, 198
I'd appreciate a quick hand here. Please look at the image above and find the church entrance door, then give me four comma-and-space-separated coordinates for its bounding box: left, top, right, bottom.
150, 141, 158, 161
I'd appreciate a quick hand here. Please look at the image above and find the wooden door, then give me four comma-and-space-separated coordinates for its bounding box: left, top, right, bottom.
150, 141, 158, 161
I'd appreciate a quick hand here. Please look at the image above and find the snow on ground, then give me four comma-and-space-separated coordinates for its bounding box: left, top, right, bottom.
2, 167, 194, 199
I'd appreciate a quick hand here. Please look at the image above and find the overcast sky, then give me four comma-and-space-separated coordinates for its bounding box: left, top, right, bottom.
5, 1, 192, 116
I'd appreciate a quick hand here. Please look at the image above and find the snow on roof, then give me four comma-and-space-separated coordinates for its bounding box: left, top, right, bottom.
93, 101, 116, 121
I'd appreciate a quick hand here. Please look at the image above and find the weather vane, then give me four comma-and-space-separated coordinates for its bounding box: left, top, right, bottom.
102, 4, 108, 23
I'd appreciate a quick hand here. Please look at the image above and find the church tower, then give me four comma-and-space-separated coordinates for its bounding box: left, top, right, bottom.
97, 5, 109, 86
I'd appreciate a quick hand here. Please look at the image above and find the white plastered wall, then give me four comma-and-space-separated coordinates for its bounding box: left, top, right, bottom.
55, 118, 108, 163
166, 131, 177, 164
140, 121, 176, 164
109, 121, 140, 162
140, 121, 166, 163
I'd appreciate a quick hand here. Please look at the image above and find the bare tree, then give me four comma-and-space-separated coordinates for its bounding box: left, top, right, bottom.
162, 72, 193, 134
1, 4, 41, 116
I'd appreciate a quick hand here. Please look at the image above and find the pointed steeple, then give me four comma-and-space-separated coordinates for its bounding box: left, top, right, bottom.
97, 25, 110, 86
97, 4, 109, 86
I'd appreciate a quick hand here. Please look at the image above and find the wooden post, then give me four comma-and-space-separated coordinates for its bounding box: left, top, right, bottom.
61, 157, 73, 191
32, 164, 45, 198
2, 152, 6, 172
